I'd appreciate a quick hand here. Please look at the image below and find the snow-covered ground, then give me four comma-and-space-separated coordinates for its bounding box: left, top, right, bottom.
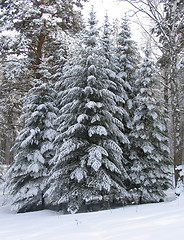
0, 189, 184, 240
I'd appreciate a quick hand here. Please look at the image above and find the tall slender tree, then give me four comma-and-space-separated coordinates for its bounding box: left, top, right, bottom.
129, 50, 172, 203
101, 13, 131, 184
115, 17, 139, 141
116, 17, 139, 110
115, 17, 139, 184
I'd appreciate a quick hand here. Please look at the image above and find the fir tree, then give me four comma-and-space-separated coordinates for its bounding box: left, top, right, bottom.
49, 33, 70, 85
0, 0, 85, 165
46, 7, 130, 214
129, 50, 172, 203
115, 16, 139, 158
0, 0, 81, 86
116, 17, 139, 115
101, 13, 130, 181
101, 14, 129, 139
114, 17, 139, 185
5, 80, 57, 213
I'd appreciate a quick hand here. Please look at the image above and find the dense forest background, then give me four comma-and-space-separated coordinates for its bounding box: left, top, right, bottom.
0, 0, 183, 213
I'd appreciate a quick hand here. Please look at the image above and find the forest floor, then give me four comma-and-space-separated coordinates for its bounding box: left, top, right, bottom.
0, 186, 184, 240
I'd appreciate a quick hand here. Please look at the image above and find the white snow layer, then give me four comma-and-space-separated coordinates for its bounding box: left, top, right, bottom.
88, 126, 107, 137
1, 189, 184, 240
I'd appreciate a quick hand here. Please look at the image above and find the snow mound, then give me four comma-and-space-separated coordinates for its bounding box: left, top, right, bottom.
0, 190, 184, 240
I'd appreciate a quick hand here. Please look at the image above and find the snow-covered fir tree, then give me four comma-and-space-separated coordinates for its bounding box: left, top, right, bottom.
0, 0, 86, 87
129, 50, 172, 203
101, 13, 128, 102
48, 32, 72, 86
34, 34, 69, 87
46, 7, 130, 214
0, 32, 32, 165
0, 0, 79, 90
100, 13, 130, 181
0, 0, 86, 166
5, 80, 57, 213
116, 17, 139, 116
114, 17, 139, 186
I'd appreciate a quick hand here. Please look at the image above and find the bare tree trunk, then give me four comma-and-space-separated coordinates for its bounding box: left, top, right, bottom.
4, 108, 16, 166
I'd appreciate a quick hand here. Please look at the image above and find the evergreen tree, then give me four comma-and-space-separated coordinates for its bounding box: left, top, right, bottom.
0, 0, 83, 90
116, 17, 139, 115
101, 14, 129, 139
101, 13, 130, 181
5, 80, 57, 213
0, 32, 31, 164
0, 0, 86, 69
46, 7, 130, 214
0, 0, 86, 165
129, 50, 172, 203
0, 0, 86, 86
118, 0, 184, 185
115, 17, 139, 185
49, 33, 70, 84
34, 33, 69, 87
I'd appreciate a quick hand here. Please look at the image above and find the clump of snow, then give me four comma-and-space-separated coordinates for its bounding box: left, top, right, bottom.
86, 101, 102, 109
88, 126, 107, 137
142, 143, 154, 153
136, 123, 144, 131
150, 112, 158, 120
91, 114, 101, 123
77, 114, 88, 123
70, 168, 86, 183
